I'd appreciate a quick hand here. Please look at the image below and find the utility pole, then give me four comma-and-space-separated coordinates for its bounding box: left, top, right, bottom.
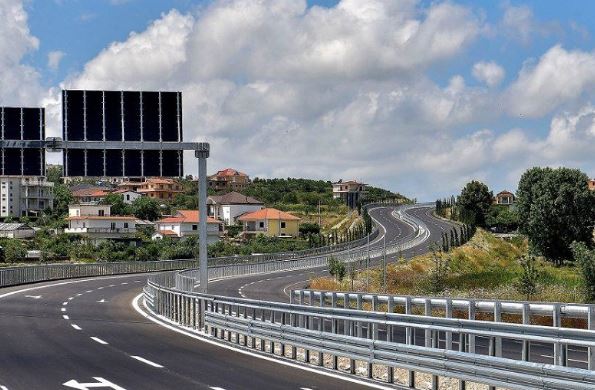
318, 200, 321, 227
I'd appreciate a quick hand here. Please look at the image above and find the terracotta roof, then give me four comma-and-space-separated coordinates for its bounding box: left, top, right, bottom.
72, 188, 110, 197
496, 190, 515, 196
156, 229, 177, 236
157, 210, 221, 224
68, 216, 136, 221
208, 191, 263, 205
137, 188, 182, 193
146, 177, 178, 184
211, 168, 248, 178
238, 208, 300, 221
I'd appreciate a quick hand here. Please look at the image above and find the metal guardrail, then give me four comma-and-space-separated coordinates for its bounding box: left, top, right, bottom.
0, 259, 196, 288
144, 278, 595, 390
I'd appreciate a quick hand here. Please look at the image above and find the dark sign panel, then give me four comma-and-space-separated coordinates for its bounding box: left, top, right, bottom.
0, 107, 45, 176
62, 90, 183, 177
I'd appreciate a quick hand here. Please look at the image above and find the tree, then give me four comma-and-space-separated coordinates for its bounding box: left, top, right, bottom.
486, 205, 520, 233
516, 256, 540, 300
52, 184, 73, 217
101, 193, 130, 215
131, 197, 161, 221
457, 181, 493, 226
328, 256, 346, 282
571, 242, 595, 302
517, 167, 595, 263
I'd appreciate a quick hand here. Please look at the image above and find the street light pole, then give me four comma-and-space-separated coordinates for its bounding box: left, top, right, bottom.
366, 231, 370, 290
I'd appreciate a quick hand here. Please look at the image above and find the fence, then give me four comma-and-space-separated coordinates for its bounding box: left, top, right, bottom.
0, 259, 196, 288
144, 276, 595, 390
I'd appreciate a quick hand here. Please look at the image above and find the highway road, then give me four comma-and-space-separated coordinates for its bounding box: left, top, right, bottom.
0, 205, 461, 390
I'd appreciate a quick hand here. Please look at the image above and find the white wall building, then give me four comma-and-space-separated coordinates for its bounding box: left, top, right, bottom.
154, 210, 222, 244
0, 223, 36, 239
65, 204, 137, 245
114, 190, 143, 204
207, 191, 264, 225
0, 176, 54, 218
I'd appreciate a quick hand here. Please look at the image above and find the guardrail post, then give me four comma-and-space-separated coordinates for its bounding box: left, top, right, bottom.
522, 303, 530, 361
459, 332, 466, 390
357, 294, 363, 338
589, 306, 595, 370
446, 298, 453, 350
405, 296, 415, 388
494, 301, 502, 358
386, 296, 395, 383
553, 303, 565, 366
425, 299, 438, 389
468, 300, 476, 354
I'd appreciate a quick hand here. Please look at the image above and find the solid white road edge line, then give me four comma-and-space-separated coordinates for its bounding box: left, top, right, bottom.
91, 337, 108, 345
132, 293, 392, 390
130, 355, 164, 368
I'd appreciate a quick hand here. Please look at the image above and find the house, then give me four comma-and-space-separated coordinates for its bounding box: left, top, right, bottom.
1, 176, 54, 218
71, 187, 111, 204
113, 189, 143, 204
65, 204, 137, 245
332, 180, 367, 209
589, 179, 595, 191
494, 190, 515, 206
0, 223, 35, 239
154, 210, 222, 244
238, 208, 300, 238
118, 178, 182, 201
207, 191, 264, 225
208, 168, 250, 192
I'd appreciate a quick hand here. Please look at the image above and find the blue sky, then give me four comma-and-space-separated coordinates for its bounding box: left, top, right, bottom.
6, 0, 595, 199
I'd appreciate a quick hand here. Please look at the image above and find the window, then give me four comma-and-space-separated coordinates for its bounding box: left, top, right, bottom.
192, 224, 198, 231
259, 221, 265, 229
124, 223, 129, 229
281, 221, 286, 229
98, 209, 105, 216
111, 222, 116, 230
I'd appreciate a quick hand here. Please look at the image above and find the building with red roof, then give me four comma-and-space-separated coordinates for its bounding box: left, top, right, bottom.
208, 168, 250, 192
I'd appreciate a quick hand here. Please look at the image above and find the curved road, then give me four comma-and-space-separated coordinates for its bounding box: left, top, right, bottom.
0, 205, 452, 390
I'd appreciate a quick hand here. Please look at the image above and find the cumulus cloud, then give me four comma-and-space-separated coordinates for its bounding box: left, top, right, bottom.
48, 0, 592, 199
47, 50, 65, 71
472, 61, 505, 87
0, 0, 43, 105
506, 45, 595, 117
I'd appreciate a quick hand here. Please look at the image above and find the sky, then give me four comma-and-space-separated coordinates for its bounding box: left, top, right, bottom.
2, 0, 595, 200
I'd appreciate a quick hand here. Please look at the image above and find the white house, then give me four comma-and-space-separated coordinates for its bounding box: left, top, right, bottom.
65, 204, 137, 245
153, 210, 222, 244
207, 191, 264, 225
113, 190, 143, 204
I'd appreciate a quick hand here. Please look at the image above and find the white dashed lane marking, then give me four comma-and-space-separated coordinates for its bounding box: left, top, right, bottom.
71, 324, 82, 330
90, 337, 108, 345
61, 308, 66, 312
130, 356, 164, 368
62, 315, 69, 320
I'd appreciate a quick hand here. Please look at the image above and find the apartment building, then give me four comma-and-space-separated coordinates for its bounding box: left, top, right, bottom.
0, 176, 54, 218
208, 168, 250, 192
332, 180, 366, 209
